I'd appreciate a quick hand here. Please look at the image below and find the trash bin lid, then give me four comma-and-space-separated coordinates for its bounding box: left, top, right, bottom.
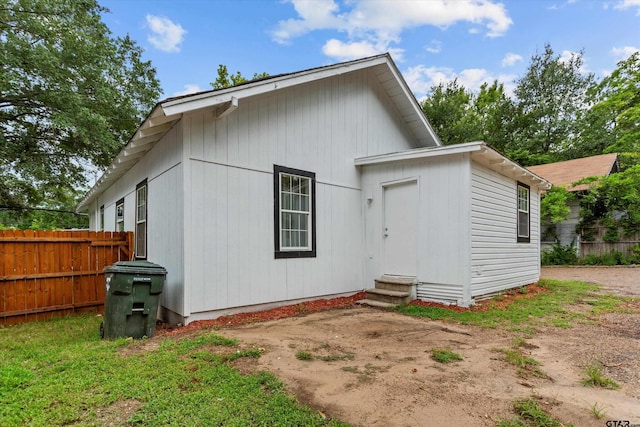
103, 261, 167, 275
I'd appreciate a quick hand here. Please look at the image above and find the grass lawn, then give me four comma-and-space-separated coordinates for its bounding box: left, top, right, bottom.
397, 279, 631, 333
0, 278, 632, 426
0, 316, 346, 426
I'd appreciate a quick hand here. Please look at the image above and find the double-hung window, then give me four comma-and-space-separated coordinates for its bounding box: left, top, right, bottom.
517, 182, 530, 243
274, 165, 316, 258
115, 199, 124, 232
135, 180, 147, 259
99, 205, 104, 231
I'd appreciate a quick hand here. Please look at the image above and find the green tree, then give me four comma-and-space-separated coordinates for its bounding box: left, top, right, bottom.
0, 187, 88, 229
472, 80, 515, 153
540, 186, 571, 226
582, 52, 640, 160
421, 80, 481, 145
210, 64, 269, 89
511, 44, 595, 165
0, 0, 161, 213
577, 165, 640, 240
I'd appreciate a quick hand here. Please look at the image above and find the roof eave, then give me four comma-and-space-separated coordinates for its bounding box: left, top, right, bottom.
77, 53, 441, 212
355, 141, 550, 190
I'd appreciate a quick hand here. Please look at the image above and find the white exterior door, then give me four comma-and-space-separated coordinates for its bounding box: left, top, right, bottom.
382, 180, 418, 276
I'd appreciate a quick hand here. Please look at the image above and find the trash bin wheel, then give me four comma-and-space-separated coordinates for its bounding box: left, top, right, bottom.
100, 321, 105, 339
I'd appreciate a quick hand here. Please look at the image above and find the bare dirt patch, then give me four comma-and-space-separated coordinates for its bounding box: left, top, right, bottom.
542, 265, 640, 297
165, 268, 640, 426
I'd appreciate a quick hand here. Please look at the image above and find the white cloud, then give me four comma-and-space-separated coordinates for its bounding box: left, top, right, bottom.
146, 15, 186, 53
271, 0, 345, 44
321, 35, 407, 61
172, 84, 202, 97
612, 45, 640, 60
501, 52, 523, 67
403, 64, 516, 99
614, 0, 640, 15
322, 39, 387, 60
273, 0, 513, 60
425, 40, 442, 54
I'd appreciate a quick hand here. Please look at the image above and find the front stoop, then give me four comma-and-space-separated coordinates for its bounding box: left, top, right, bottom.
357, 275, 416, 308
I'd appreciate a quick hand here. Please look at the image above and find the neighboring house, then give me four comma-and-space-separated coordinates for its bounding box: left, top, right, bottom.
527, 153, 619, 251
77, 54, 549, 325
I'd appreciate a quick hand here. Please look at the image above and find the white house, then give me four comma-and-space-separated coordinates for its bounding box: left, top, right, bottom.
527, 153, 619, 252
77, 54, 549, 325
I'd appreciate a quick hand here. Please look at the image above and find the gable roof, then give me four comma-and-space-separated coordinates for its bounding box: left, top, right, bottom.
77, 53, 440, 212
526, 153, 619, 191
355, 141, 550, 191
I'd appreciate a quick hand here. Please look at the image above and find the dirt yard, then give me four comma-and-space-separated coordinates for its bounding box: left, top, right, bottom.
204, 267, 639, 426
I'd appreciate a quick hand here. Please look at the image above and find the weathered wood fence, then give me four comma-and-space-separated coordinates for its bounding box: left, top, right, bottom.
1, 230, 133, 325
580, 226, 640, 258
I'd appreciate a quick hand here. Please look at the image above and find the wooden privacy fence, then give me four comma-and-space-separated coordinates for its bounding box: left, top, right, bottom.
580, 226, 640, 258
1, 230, 134, 325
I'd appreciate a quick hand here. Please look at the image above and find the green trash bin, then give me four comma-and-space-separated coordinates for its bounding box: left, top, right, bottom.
101, 261, 167, 339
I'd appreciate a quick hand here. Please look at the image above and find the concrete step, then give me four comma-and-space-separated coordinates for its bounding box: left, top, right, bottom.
365, 288, 411, 305
375, 275, 416, 294
378, 275, 416, 285
356, 299, 398, 309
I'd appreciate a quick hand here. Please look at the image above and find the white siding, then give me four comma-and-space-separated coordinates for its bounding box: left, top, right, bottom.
182, 69, 415, 317
470, 161, 540, 296
362, 154, 472, 304
89, 122, 185, 316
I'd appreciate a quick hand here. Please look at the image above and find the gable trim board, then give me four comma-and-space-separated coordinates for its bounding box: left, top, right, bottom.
78, 55, 549, 324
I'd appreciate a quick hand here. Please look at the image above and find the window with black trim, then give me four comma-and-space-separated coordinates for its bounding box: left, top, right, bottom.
99, 205, 104, 231
517, 182, 530, 243
136, 180, 147, 259
274, 165, 316, 258
115, 198, 124, 232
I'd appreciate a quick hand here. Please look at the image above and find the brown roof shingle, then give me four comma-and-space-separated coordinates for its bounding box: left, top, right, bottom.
526, 153, 618, 191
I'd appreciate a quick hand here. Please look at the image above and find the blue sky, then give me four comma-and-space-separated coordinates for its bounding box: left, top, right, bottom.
101, 0, 640, 100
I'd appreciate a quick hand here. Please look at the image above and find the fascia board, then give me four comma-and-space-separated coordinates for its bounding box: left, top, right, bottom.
355, 141, 484, 166
161, 56, 390, 116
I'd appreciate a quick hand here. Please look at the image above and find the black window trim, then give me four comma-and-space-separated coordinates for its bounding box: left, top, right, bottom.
135, 179, 148, 259
99, 204, 105, 231
115, 198, 125, 232
274, 165, 316, 259
517, 181, 530, 243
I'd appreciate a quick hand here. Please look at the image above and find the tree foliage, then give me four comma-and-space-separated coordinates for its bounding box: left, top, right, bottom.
540, 186, 571, 226
421, 80, 481, 145
0, 0, 161, 212
511, 44, 595, 164
472, 81, 515, 153
210, 64, 269, 89
585, 52, 640, 156
578, 165, 640, 237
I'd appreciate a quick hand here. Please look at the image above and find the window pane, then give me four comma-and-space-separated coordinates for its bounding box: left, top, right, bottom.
292, 230, 299, 247
300, 230, 308, 247
136, 222, 146, 257
292, 213, 300, 230
281, 230, 290, 247
281, 175, 290, 192
281, 193, 290, 210
300, 179, 309, 195
300, 214, 308, 230
292, 176, 300, 193
301, 194, 309, 211
518, 212, 529, 237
